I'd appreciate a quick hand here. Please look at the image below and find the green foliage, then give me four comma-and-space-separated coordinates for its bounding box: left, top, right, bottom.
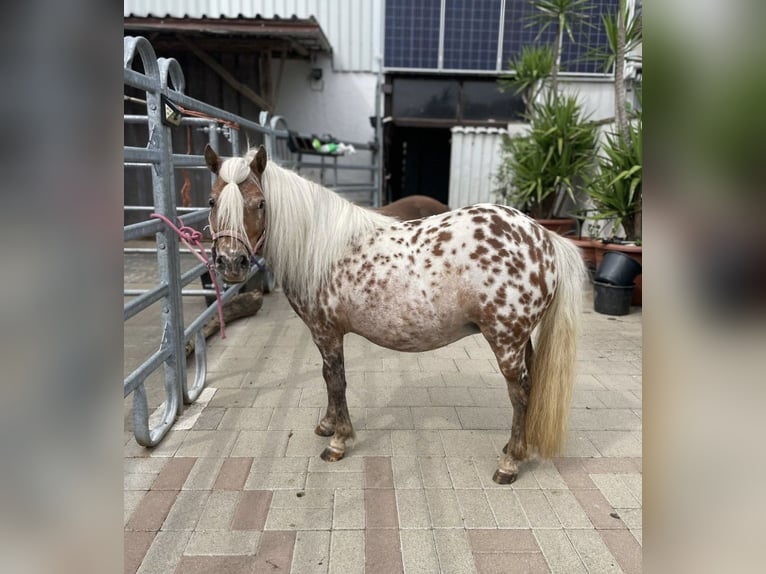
526, 0, 594, 45
587, 0, 642, 73
497, 93, 598, 219
585, 116, 642, 240
524, 0, 594, 94
499, 44, 554, 114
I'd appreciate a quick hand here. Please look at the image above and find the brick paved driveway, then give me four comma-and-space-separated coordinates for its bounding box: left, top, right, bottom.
124, 287, 641, 573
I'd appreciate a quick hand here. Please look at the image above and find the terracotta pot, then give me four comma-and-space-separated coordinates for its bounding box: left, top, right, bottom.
569, 237, 598, 276
594, 242, 642, 306
535, 217, 577, 236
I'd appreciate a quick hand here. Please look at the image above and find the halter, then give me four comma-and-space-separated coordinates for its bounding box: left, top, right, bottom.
208, 171, 267, 267
150, 212, 229, 338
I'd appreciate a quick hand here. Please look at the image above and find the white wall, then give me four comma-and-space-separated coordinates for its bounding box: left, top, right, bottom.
271, 56, 378, 145
271, 55, 379, 186
560, 78, 615, 123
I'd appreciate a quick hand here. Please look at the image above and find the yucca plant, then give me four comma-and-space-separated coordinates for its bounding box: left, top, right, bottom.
499, 44, 554, 116
585, 114, 642, 241
526, 0, 594, 94
586, 0, 642, 139
498, 93, 598, 219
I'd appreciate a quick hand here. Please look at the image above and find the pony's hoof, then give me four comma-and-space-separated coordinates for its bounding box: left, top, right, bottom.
314, 424, 334, 437
492, 469, 518, 485
320, 446, 345, 462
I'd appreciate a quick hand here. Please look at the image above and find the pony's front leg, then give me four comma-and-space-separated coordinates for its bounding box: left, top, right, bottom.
315, 340, 354, 462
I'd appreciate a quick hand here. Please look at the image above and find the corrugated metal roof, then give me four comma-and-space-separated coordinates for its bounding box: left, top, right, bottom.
124, 0, 383, 72
124, 15, 333, 55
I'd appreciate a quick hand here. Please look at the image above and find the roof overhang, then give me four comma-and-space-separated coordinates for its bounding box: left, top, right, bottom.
124, 15, 332, 57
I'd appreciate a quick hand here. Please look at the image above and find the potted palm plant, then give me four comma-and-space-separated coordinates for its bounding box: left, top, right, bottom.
585, 0, 643, 306
497, 92, 599, 235
496, 0, 599, 236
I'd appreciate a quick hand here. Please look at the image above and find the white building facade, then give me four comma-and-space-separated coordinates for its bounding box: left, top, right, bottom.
124, 0, 623, 207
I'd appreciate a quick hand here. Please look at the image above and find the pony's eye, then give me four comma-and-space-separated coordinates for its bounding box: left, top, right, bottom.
208, 197, 216, 207
258, 200, 265, 209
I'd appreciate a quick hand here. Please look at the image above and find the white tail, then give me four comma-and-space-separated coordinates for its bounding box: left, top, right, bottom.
525, 232, 587, 457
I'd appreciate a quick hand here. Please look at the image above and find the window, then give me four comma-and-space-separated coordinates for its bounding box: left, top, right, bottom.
391, 77, 524, 123
392, 78, 458, 119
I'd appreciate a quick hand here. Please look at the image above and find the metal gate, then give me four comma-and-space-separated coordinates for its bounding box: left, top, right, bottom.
124, 36, 381, 447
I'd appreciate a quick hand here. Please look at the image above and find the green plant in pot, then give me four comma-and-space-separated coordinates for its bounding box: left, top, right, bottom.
499, 44, 554, 117
497, 92, 599, 229
587, 111, 643, 307
585, 0, 642, 243
586, 114, 642, 242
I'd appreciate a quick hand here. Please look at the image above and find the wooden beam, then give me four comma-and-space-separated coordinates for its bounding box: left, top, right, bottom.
259, 52, 273, 107
177, 34, 273, 112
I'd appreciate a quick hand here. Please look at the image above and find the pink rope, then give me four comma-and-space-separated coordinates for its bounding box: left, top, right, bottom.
150, 213, 227, 339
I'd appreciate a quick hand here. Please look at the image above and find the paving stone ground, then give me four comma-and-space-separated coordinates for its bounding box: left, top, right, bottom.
124, 283, 642, 573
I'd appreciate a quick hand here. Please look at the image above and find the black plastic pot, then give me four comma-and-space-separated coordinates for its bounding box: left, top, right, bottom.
595, 251, 642, 286
593, 281, 634, 316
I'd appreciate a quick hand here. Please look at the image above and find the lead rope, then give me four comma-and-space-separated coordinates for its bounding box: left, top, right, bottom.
150, 213, 227, 339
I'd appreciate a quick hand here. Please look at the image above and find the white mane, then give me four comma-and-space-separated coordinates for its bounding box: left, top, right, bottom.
243, 149, 394, 302
216, 157, 252, 242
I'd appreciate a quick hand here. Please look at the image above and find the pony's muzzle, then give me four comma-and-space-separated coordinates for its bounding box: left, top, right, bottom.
214, 251, 249, 283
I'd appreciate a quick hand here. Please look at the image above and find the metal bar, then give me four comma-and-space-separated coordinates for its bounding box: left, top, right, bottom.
123, 346, 170, 398
124, 146, 161, 163
125, 289, 216, 297
181, 278, 250, 343
124, 283, 169, 321
184, 330, 207, 404
124, 209, 209, 241
124, 247, 205, 255
125, 206, 204, 212
296, 162, 377, 171
124, 67, 160, 93
438, 0, 446, 70
328, 184, 380, 190
496, 0, 507, 72
124, 35, 382, 449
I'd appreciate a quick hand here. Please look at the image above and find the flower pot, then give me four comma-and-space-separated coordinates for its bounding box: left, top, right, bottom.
593, 281, 634, 316
595, 251, 642, 286
569, 237, 598, 277
594, 242, 642, 306
535, 217, 577, 236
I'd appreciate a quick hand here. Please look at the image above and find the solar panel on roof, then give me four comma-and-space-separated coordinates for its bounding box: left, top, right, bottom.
443, 0, 501, 71
385, 0, 441, 69
385, 0, 620, 74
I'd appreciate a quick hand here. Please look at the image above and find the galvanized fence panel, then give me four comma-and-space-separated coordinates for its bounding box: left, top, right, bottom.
124, 36, 380, 446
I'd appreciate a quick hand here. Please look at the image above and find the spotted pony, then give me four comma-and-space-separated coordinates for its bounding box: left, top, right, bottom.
204, 145, 586, 483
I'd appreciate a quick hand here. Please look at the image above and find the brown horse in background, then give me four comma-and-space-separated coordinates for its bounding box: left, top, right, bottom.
375, 195, 450, 220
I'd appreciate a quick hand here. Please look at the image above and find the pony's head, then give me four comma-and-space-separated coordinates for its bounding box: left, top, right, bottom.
204, 144, 267, 283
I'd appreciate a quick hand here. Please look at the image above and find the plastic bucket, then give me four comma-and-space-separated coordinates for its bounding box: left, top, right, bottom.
593, 281, 634, 316
594, 251, 642, 286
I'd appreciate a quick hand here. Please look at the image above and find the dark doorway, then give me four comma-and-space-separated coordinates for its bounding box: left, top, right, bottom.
386, 126, 451, 205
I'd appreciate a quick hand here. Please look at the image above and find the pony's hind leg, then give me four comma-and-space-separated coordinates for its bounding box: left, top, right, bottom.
314, 338, 355, 462
489, 339, 534, 485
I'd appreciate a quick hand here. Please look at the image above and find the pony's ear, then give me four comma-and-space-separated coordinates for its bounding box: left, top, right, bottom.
250, 145, 267, 178
204, 144, 221, 174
